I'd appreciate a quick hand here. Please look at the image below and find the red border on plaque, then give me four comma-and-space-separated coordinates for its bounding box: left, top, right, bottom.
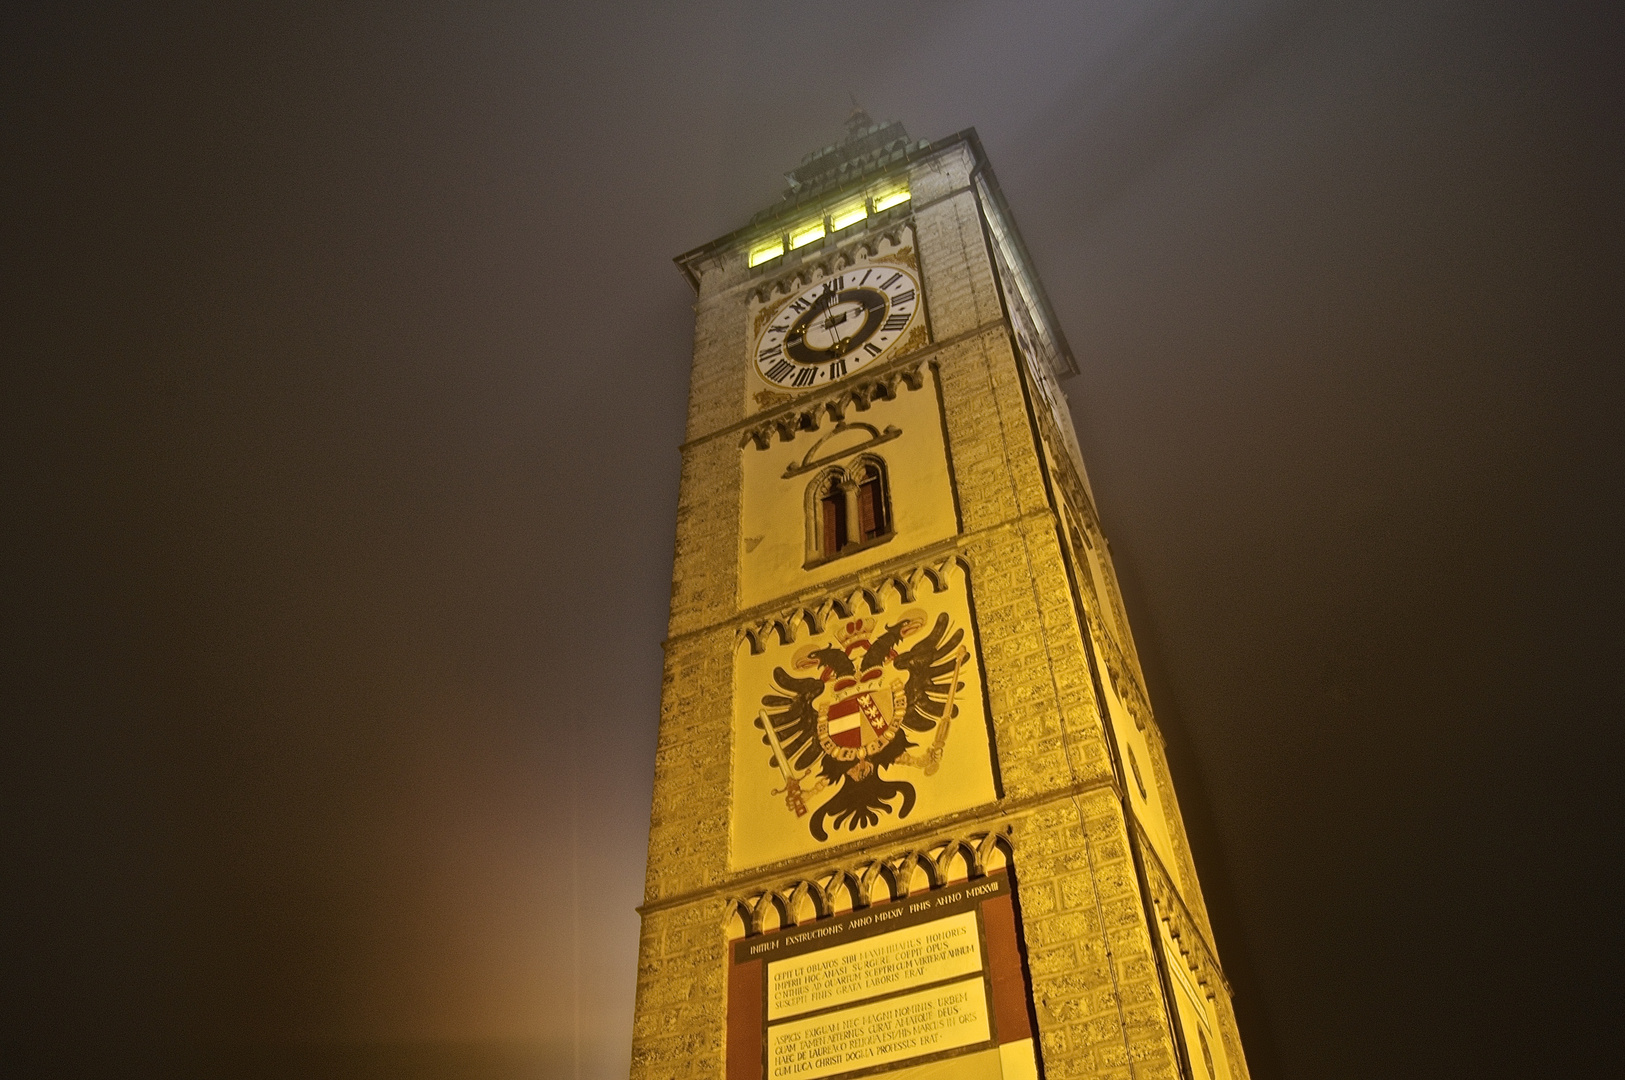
728, 957, 764, 1080
981, 893, 1032, 1044
725, 870, 1034, 1080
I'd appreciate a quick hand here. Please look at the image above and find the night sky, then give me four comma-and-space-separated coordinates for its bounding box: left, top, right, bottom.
4, 2, 1622, 1078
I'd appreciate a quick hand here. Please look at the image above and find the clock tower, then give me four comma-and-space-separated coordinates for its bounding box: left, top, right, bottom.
633, 116, 1251, 1080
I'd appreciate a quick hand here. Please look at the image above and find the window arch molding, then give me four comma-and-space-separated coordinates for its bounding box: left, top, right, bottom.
803, 454, 894, 567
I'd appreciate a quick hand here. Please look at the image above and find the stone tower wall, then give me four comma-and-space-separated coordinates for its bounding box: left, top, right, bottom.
633, 134, 1248, 1080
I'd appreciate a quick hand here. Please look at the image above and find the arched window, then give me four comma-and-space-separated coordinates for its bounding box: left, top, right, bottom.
815, 470, 849, 556
1127, 744, 1148, 799
807, 457, 893, 566
1198, 1027, 1217, 1080
854, 461, 888, 541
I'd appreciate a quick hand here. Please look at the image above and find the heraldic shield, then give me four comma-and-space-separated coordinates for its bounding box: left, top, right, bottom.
730, 566, 999, 868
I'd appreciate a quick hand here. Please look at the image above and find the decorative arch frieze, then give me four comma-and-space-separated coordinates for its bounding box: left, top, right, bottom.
747, 226, 912, 305
734, 553, 972, 655
739, 363, 927, 452
722, 827, 1015, 937
1102, 638, 1153, 732
1140, 829, 1228, 1001
1055, 480, 1156, 734
1033, 389, 1103, 539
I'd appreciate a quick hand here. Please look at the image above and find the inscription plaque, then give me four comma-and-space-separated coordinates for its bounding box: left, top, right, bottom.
728, 873, 1036, 1080
767, 977, 990, 1080
768, 910, 982, 1020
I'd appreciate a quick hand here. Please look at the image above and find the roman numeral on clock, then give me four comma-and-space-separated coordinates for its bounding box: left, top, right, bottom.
792, 366, 817, 387
882, 313, 910, 332
766, 359, 795, 382
881, 272, 902, 289
758, 344, 783, 362
864, 343, 882, 357
827, 358, 847, 379
890, 289, 915, 306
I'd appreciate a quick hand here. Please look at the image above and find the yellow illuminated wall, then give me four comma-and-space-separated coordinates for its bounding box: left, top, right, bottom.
738, 381, 958, 609
730, 561, 997, 870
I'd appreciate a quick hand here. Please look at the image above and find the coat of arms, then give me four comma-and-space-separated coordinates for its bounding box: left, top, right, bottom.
753, 610, 969, 842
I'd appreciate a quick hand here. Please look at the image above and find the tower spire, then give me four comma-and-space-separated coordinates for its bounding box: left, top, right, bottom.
779, 111, 913, 197
845, 95, 873, 137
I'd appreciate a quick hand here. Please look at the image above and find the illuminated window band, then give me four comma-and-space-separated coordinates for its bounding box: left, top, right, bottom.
872, 187, 910, 212
789, 221, 826, 250
749, 240, 786, 267
747, 183, 911, 267
830, 202, 867, 232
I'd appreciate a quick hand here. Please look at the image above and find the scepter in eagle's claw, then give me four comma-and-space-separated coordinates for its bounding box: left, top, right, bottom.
923, 649, 969, 777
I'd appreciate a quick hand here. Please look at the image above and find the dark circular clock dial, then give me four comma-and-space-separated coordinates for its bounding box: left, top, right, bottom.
784, 288, 886, 365
754, 265, 921, 390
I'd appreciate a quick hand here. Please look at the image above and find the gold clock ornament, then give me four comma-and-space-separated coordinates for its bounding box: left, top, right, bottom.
754, 265, 921, 390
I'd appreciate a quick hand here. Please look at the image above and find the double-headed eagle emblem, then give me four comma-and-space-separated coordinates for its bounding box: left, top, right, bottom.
754, 610, 969, 842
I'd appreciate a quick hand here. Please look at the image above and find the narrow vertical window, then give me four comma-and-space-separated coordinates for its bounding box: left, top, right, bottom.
821, 486, 847, 555
1127, 745, 1148, 799
856, 465, 887, 540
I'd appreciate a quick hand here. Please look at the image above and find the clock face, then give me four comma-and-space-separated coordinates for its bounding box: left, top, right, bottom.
754, 265, 921, 390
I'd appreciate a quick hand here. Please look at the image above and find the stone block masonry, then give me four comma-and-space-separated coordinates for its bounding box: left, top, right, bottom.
640, 127, 1250, 1080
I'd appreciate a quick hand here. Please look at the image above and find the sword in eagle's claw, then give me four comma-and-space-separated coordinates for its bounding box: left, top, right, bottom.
758, 708, 809, 817
923, 649, 969, 777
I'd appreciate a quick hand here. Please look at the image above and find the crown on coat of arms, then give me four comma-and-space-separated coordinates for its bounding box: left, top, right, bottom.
834, 618, 875, 652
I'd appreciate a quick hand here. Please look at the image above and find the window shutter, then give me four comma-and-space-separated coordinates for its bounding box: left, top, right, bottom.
859, 473, 888, 540
822, 492, 842, 554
